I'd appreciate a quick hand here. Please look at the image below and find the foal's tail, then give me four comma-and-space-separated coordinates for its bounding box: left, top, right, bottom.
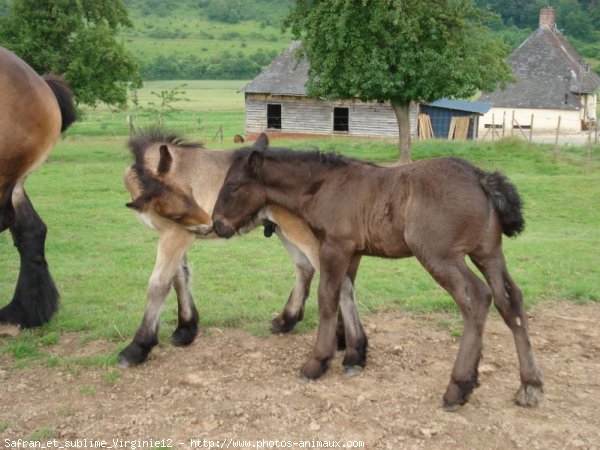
43, 75, 77, 132
480, 171, 525, 237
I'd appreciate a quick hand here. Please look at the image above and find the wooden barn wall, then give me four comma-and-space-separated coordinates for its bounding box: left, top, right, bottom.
245, 95, 417, 138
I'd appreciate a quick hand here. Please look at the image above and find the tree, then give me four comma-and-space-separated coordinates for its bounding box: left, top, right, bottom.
285, 0, 513, 162
0, 0, 141, 108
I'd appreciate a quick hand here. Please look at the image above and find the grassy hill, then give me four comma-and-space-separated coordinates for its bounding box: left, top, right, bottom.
119, 0, 600, 81
121, 0, 293, 80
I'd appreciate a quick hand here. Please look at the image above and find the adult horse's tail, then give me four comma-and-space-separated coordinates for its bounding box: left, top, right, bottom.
480, 171, 525, 237
42, 75, 77, 132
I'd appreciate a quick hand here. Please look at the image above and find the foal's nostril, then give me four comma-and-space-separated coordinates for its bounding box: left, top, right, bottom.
213, 219, 234, 238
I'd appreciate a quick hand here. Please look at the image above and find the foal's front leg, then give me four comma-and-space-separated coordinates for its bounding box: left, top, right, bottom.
118, 228, 195, 367
300, 242, 351, 380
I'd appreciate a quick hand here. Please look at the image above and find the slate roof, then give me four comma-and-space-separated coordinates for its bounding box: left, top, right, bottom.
244, 42, 495, 118
479, 27, 600, 110
242, 41, 308, 96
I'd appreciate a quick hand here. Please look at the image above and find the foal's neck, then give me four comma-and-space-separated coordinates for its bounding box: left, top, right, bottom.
262, 158, 338, 214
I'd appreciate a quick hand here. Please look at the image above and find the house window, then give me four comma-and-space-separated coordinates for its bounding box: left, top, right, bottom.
267, 104, 282, 129
333, 107, 349, 132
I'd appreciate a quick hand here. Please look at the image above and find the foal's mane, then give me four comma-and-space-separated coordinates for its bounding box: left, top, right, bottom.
127, 129, 204, 198
231, 146, 377, 169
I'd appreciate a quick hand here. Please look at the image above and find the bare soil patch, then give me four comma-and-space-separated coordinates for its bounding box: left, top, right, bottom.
1, 301, 599, 449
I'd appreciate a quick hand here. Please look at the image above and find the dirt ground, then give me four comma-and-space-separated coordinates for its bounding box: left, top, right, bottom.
1, 301, 599, 450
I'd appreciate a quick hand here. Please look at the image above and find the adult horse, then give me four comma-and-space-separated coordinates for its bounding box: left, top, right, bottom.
212, 147, 544, 410
118, 131, 367, 371
0, 47, 76, 329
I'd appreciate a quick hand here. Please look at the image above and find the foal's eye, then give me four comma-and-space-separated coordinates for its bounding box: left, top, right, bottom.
226, 183, 239, 194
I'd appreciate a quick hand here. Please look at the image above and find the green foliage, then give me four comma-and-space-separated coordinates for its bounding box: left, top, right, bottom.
0, 0, 142, 107
285, 0, 513, 160
139, 49, 277, 80
477, 0, 600, 42
146, 83, 188, 126
286, 0, 512, 104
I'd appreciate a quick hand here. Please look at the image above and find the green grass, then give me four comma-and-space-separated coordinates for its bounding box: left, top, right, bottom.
0, 135, 598, 369
120, 3, 291, 63
135, 80, 247, 111
74, 80, 247, 138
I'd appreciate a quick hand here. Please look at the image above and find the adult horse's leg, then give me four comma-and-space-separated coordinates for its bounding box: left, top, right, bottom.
471, 250, 544, 407
0, 181, 59, 327
118, 228, 195, 367
300, 241, 352, 380
413, 252, 493, 410
171, 253, 200, 346
0, 184, 16, 233
270, 231, 315, 334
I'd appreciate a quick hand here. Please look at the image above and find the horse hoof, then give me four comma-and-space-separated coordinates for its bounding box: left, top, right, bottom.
271, 316, 296, 335
117, 357, 134, 369
343, 365, 363, 377
442, 381, 472, 411
117, 342, 150, 368
442, 402, 462, 412
171, 326, 198, 347
298, 372, 312, 383
515, 383, 543, 407
300, 358, 327, 380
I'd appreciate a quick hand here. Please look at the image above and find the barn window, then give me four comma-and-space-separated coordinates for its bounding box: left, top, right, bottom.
267, 104, 282, 129
333, 107, 349, 132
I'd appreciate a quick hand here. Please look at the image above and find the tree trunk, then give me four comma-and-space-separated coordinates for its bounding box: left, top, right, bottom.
391, 100, 412, 163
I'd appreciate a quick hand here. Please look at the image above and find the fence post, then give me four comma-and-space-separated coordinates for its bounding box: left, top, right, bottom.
491, 114, 495, 141
554, 115, 561, 156
502, 111, 506, 138
127, 114, 134, 137
511, 110, 515, 137
529, 114, 534, 145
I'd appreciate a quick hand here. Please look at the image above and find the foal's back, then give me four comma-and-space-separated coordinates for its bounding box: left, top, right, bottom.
316, 157, 492, 258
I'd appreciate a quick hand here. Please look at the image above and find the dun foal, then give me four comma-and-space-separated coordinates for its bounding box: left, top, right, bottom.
119, 133, 366, 370
212, 147, 544, 410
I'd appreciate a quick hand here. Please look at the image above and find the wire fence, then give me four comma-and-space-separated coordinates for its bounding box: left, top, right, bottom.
479, 112, 599, 147
69, 110, 246, 143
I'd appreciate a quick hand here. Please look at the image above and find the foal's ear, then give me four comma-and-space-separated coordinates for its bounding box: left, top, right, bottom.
157, 145, 172, 176
247, 150, 264, 176
125, 197, 147, 211
253, 132, 269, 150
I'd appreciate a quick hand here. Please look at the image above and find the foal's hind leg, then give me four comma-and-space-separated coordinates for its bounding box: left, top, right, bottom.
271, 231, 315, 334
471, 251, 544, 407
118, 228, 195, 367
338, 255, 368, 374
171, 254, 200, 346
414, 253, 492, 409
0, 181, 59, 328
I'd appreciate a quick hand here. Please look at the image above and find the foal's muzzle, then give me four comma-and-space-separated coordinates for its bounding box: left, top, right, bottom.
213, 218, 235, 239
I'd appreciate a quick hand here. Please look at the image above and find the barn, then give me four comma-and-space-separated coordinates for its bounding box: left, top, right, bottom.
243, 41, 493, 141
242, 41, 420, 140
478, 7, 600, 135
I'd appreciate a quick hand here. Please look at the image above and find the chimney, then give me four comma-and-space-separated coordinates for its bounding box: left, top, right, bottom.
539, 6, 555, 29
